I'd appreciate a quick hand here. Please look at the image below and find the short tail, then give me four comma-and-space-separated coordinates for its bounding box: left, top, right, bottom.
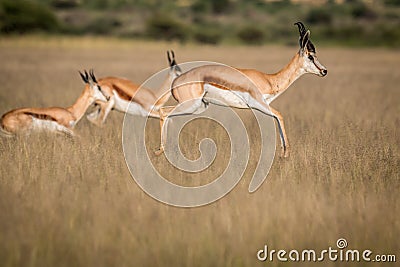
0, 118, 13, 137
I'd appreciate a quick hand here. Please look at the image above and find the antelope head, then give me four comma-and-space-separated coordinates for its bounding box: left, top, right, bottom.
79, 69, 110, 103
295, 22, 327, 77
167, 50, 182, 79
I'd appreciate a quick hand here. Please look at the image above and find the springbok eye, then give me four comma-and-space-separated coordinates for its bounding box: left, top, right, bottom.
308, 55, 314, 61
98, 86, 102, 92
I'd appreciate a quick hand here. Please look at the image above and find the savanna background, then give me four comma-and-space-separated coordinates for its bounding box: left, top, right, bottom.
0, 0, 399, 266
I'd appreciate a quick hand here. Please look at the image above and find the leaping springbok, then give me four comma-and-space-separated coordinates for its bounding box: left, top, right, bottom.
86, 50, 182, 126
0, 70, 108, 137
156, 22, 327, 157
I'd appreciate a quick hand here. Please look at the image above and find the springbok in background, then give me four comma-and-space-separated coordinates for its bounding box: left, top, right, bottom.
156, 22, 327, 157
0, 70, 108, 137
86, 50, 182, 125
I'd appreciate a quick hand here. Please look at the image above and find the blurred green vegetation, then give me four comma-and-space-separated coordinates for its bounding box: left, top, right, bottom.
0, 0, 59, 33
0, 0, 399, 47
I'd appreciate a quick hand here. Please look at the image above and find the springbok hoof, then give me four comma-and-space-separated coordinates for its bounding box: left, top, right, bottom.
154, 147, 164, 156
281, 151, 290, 158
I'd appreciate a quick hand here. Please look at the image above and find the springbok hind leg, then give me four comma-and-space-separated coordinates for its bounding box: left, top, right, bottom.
155, 106, 175, 156
155, 98, 207, 156
268, 106, 290, 158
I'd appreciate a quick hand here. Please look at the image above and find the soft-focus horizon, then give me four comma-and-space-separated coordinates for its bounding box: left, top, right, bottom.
1, 0, 399, 47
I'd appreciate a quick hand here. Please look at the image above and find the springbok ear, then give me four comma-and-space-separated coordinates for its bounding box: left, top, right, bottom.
79, 70, 89, 84
301, 30, 311, 51
84, 70, 90, 82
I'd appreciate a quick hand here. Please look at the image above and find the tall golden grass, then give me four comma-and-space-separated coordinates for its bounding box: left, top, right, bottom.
0, 37, 399, 267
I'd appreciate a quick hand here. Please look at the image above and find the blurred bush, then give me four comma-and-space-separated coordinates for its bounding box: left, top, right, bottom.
385, 0, 400, 6
145, 14, 188, 42
84, 17, 121, 35
237, 26, 265, 45
51, 0, 79, 9
191, 0, 232, 14
350, 2, 377, 20
0, 0, 60, 34
193, 26, 222, 45
306, 8, 332, 24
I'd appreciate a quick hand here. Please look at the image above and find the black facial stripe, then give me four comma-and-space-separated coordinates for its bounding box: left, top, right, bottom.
313, 61, 322, 72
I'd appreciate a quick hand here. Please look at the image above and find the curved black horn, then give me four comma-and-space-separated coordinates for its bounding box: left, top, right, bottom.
167, 50, 172, 66
84, 70, 90, 82
79, 70, 89, 83
294, 21, 307, 36
89, 69, 98, 83
170, 50, 177, 66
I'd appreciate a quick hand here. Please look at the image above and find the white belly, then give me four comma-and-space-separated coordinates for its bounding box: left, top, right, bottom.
31, 117, 72, 134
31, 117, 58, 131
203, 83, 250, 109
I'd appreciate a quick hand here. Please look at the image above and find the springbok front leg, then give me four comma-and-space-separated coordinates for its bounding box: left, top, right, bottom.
99, 96, 115, 125
87, 103, 101, 121
269, 106, 290, 158
87, 97, 115, 126
246, 96, 289, 158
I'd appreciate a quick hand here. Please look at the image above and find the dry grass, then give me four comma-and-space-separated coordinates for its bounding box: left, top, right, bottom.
0, 37, 399, 267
